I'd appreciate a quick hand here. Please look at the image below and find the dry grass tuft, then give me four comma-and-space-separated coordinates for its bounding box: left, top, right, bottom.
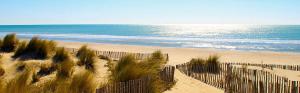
109, 51, 168, 93
53, 47, 70, 63
13, 37, 57, 59
69, 70, 97, 93
37, 62, 56, 77
5, 64, 35, 93
0, 66, 4, 77
1, 33, 19, 52
77, 45, 97, 72
188, 55, 220, 73
56, 59, 74, 79
13, 41, 27, 58
76, 45, 88, 57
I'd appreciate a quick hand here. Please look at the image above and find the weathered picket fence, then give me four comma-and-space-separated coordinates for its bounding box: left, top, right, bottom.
96, 76, 151, 93
224, 62, 300, 71
160, 65, 176, 82
96, 65, 175, 93
176, 63, 230, 89
225, 66, 300, 93
66, 48, 169, 61
176, 62, 300, 93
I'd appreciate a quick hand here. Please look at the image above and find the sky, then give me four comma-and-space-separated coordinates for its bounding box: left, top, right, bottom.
0, 0, 299, 25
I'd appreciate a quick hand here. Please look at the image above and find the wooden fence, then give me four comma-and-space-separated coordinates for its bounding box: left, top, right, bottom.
225, 65, 300, 93
160, 65, 176, 82
96, 65, 175, 93
176, 62, 300, 93
66, 48, 169, 61
96, 76, 151, 93
224, 62, 300, 71
176, 63, 230, 89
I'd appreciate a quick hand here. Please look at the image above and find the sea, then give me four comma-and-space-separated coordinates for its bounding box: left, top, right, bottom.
0, 24, 299, 53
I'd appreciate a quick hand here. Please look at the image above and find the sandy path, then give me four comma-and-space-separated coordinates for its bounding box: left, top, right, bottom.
164, 69, 223, 93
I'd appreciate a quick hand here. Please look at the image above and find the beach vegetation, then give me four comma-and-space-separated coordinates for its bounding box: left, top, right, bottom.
13, 37, 57, 59
52, 47, 74, 79
37, 62, 56, 77
13, 41, 28, 58
5, 64, 34, 93
206, 55, 220, 73
76, 45, 88, 57
69, 70, 97, 93
53, 47, 70, 63
0, 66, 4, 77
108, 50, 168, 93
56, 57, 74, 79
188, 55, 220, 73
77, 45, 97, 72
1, 33, 19, 52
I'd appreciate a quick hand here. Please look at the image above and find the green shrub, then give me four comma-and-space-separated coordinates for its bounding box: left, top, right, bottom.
1, 33, 19, 52
13, 37, 57, 59
69, 70, 97, 93
77, 45, 97, 72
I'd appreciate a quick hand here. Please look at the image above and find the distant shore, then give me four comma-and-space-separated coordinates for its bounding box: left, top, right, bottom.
56, 41, 300, 65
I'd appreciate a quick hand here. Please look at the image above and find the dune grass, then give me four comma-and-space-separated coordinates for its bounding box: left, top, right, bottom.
69, 70, 97, 93
0, 65, 4, 77
55, 54, 74, 79
0, 65, 4, 92
13, 37, 57, 59
37, 61, 56, 77
13, 41, 28, 58
188, 55, 220, 73
108, 50, 167, 93
5, 63, 34, 93
76, 45, 88, 57
77, 45, 97, 72
1, 33, 19, 52
53, 47, 70, 63
206, 55, 220, 73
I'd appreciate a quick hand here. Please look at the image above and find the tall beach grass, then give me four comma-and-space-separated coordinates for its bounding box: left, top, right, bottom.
108, 50, 167, 93
77, 45, 97, 72
1, 33, 19, 52
13, 37, 57, 59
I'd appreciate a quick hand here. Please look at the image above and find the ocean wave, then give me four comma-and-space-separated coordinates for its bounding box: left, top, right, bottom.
3, 33, 299, 45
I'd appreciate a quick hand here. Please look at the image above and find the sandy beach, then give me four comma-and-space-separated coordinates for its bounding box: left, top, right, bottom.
55, 41, 300, 93
57, 41, 300, 65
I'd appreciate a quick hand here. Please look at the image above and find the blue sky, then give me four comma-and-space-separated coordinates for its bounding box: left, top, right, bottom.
0, 0, 299, 24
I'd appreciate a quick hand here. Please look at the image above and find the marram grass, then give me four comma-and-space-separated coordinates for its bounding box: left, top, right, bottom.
1, 33, 19, 52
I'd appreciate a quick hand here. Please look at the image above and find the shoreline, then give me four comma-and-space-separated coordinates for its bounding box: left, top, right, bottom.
55, 40, 300, 65
56, 40, 300, 55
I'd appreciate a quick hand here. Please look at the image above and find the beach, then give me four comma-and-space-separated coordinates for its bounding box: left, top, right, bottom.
55, 41, 300, 93
57, 41, 300, 65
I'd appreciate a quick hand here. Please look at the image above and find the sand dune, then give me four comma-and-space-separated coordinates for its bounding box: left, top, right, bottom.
55, 41, 300, 93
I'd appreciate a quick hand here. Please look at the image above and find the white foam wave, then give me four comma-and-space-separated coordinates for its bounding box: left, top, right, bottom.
0, 32, 299, 45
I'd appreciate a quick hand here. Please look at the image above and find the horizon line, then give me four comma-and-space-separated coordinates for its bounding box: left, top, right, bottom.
0, 23, 300, 26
